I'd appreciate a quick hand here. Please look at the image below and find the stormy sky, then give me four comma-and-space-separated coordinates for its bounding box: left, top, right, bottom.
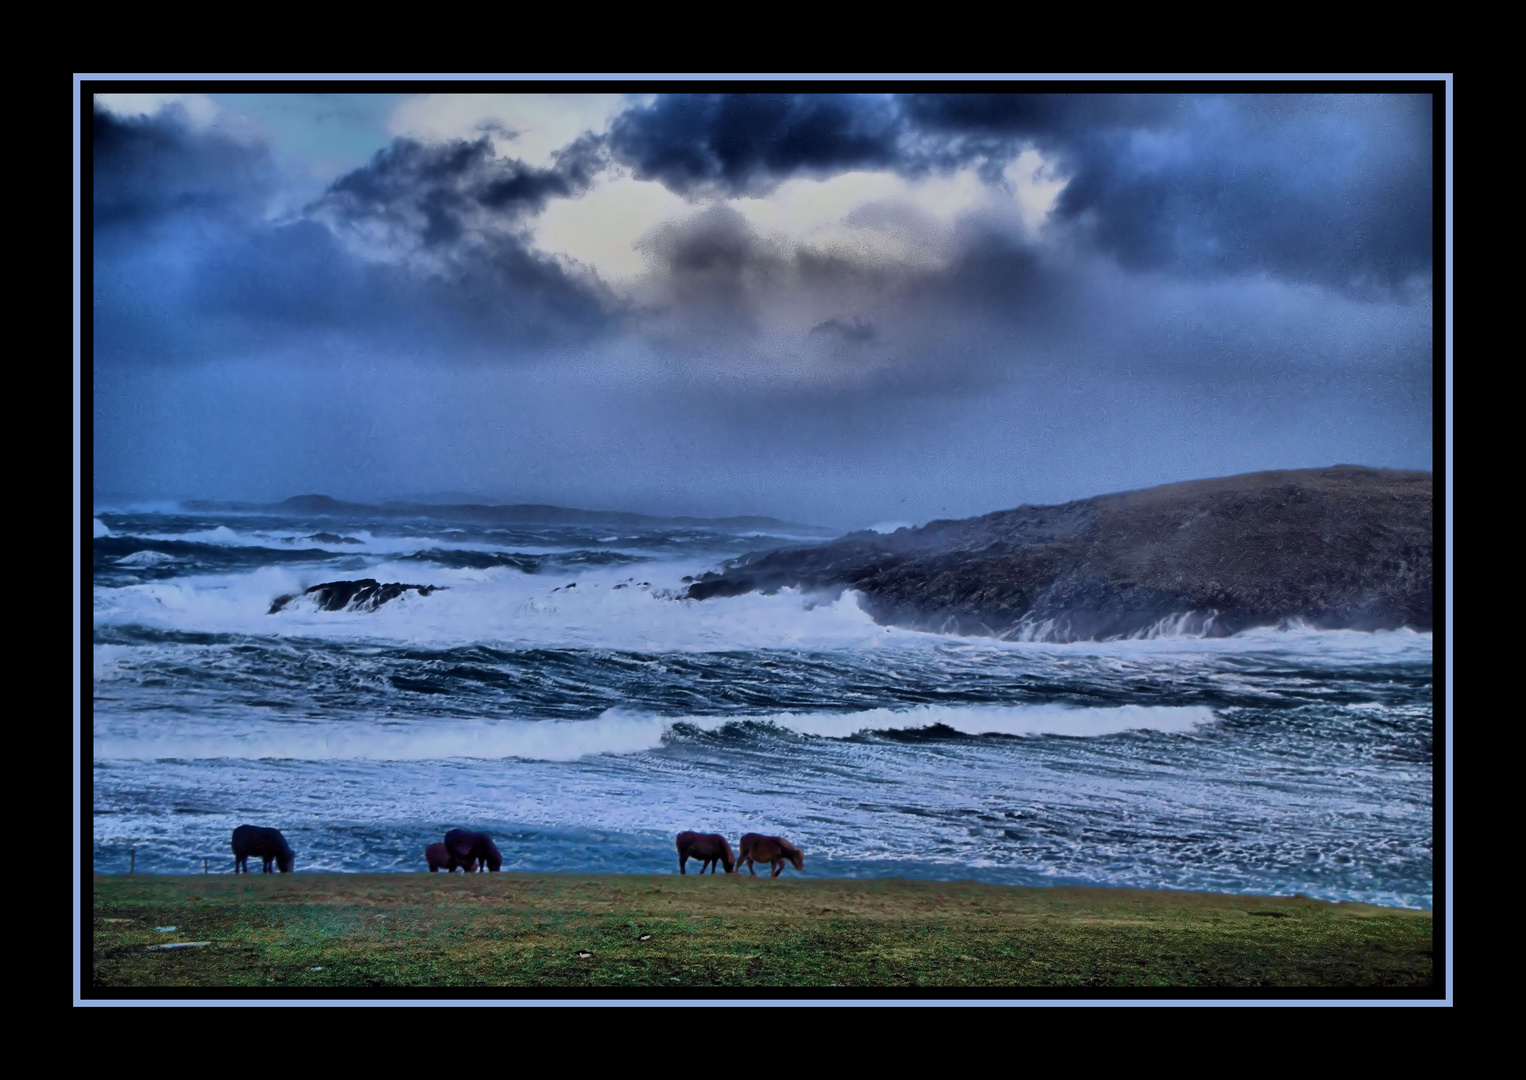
88, 87, 1436, 529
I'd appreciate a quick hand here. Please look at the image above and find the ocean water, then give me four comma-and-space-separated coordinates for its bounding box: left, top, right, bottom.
89, 505, 1435, 909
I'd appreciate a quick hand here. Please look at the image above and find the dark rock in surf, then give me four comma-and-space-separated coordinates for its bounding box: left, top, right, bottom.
685, 466, 1433, 641
267, 578, 441, 614
304, 532, 364, 545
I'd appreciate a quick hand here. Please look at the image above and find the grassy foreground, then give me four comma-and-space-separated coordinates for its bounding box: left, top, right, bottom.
90, 873, 1432, 990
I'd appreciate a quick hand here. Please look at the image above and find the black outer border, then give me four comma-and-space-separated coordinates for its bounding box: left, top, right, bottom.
76, 74, 1449, 1004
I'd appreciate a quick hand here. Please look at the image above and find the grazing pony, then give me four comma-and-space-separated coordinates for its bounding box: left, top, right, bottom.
425, 842, 478, 872
676, 831, 735, 874
232, 825, 294, 873
737, 833, 803, 877
443, 828, 503, 872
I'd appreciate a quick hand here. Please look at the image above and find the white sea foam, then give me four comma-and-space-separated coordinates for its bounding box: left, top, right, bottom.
91, 551, 1434, 663
91, 703, 1216, 762
115, 550, 178, 566
705, 703, 1216, 741
92, 559, 909, 652
94, 518, 111, 538
174, 525, 243, 544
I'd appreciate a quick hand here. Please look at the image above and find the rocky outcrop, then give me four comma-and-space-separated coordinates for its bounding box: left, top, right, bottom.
268, 579, 441, 614
685, 467, 1433, 641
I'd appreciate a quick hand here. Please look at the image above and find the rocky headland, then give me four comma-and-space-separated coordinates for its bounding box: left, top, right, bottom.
685, 466, 1433, 641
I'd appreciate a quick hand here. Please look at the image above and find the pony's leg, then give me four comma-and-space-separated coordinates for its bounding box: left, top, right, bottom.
771, 860, 783, 878
680, 854, 687, 875
747, 858, 756, 876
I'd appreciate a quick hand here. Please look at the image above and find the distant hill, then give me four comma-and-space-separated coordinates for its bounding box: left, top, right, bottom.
686, 466, 1434, 640
181, 494, 838, 537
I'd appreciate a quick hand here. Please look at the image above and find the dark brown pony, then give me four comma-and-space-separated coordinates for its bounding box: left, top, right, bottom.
443, 828, 503, 872
676, 831, 735, 874
425, 842, 478, 872
737, 833, 803, 877
232, 825, 294, 873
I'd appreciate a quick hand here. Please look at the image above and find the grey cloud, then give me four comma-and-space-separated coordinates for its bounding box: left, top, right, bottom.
312, 134, 598, 245
810, 317, 876, 343
94, 106, 616, 368
93, 103, 274, 234
632, 204, 784, 338
1049, 95, 1433, 295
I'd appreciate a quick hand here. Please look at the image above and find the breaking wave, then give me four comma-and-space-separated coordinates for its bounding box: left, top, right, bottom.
91, 703, 1216, 762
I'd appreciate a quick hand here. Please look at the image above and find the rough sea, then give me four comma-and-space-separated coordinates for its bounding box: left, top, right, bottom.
89, 503, 1434, 910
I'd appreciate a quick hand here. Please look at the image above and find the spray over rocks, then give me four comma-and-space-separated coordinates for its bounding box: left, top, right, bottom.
268, 579, 442, 614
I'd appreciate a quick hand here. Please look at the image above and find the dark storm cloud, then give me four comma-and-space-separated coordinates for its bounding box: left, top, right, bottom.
607, 93, 903, 196
899, 92, 1182, 135
909, 92, 1434, 295
93, 106, 613, 366
1048, 95, 1433, 295
92, 105, 273, 230
313, 131, 605, 244
608, 91, 1434, 297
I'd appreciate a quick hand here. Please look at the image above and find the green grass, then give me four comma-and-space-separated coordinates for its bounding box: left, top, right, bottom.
90, 873, 1433, 989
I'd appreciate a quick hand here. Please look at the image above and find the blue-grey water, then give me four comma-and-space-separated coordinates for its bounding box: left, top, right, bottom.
90, 505, 1433, 909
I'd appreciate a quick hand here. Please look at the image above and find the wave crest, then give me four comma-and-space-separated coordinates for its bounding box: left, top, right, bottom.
91, 703, 1215, 763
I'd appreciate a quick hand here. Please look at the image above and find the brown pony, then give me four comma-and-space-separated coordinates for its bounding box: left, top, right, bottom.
443, 828, 503, 872
737, 833, 804, 877
676, 831, 735, 874
425, 842, 478, 872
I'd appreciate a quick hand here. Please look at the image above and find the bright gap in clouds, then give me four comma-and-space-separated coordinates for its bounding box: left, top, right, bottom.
532, 172, 692, 281
529, 151, 1070, 286
387, 93, 629, 167
95, 92, 1071, 291
94, 93, 223, 127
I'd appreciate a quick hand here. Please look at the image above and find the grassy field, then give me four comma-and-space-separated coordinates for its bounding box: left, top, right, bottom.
89, 873, 1433, 991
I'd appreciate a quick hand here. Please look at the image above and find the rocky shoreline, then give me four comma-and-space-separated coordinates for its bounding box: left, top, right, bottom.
686, 466, 1433, 641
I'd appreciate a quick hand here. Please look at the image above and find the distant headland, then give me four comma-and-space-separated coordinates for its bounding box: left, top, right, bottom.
180, 494, 840, 537
685, 466, 1434, 641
